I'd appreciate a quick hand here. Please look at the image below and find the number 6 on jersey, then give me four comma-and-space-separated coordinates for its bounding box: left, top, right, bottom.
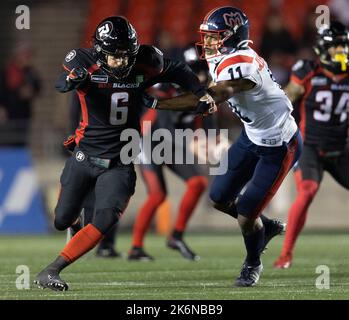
110, 92, 128, 125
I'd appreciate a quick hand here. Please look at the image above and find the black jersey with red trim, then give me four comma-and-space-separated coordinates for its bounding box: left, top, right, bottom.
55, 45, 205, 159
291, 59, 349, 151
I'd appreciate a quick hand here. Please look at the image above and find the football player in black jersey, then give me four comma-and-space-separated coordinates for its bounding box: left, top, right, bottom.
274, 21, 349, 269
34, 16, 214, 291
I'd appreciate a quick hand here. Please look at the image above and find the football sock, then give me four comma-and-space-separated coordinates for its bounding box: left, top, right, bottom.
132, 193, 165, 247
174, 176, 207, 232
60, 223, 103, 263
281, 180, 318, 256
243, 226, 265, 266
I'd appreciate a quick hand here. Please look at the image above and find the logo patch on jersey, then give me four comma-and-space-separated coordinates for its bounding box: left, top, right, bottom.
223, 12, 243, 30
96, 21, 113, 40
65, 50, 76, 62
91, 75, 109, 83
113, 83, 139, 88
311, 77, 327, 86
136, 75, 144, 83
75, 151, 85, 162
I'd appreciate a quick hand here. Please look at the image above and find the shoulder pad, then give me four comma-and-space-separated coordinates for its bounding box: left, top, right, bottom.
215, 52, 256, 82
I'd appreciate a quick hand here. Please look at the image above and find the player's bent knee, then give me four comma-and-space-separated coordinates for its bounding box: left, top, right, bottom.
93, 208, 122, 234
54, 206, 80, 231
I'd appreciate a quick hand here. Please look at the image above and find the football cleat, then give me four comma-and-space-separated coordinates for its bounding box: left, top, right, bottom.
234, 262, 263, 287
96, 247, 121, 258
273, 254, 293, 269
262, 219, 286, 253
34, 268, 68, 292
167, 237, 200, 261
128, 247, 154, 261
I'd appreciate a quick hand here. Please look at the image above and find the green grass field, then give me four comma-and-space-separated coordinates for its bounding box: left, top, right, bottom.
0, 232, 348, 300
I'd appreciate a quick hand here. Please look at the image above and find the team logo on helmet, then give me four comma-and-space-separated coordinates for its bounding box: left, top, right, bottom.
96, 21, 113, 40
223, 11, 244, 31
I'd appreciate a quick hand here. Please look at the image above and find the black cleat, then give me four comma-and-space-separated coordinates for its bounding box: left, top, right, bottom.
262, 219, 286, 253
34, 268, 68, 292
167, 238, 200, 261
96, 247, 121, 258
234, 263, 263, 287
128, 247, 154, 261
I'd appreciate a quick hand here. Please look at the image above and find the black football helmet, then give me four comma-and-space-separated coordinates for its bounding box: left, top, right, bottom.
196, 6, 250, 59
314, 21, 349, 73
93, 16, 140, 79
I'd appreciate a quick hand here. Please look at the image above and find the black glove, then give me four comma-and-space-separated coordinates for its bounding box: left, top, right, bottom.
66, 67, 89, 88
195, 93, 216, 116
142, 92, 158, 109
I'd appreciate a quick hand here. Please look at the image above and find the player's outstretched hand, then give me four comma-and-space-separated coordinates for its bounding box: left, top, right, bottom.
142, 92, 158, 109
196, 93, 217, 116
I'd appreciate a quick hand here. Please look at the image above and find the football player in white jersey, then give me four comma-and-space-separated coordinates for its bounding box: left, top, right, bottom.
145, 6, 303, 287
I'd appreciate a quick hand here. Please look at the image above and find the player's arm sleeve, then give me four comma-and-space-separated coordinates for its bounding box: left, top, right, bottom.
55, 49, 87, 93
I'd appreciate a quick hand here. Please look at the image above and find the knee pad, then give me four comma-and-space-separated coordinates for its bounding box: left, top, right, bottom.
93, 208, 122, 234
187, 176, 208, 193
297, 180, 319, 201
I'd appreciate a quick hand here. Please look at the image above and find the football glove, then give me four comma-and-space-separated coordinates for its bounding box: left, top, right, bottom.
142, 92, 158, 109
195, 93, 217, 116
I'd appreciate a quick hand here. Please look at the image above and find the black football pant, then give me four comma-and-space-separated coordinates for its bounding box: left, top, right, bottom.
55, 149, 136, 234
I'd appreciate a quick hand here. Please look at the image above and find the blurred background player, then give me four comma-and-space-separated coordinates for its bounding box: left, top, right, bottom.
0, 42, 41, 146
274, 21, 349, 269
128, 45, 212, 261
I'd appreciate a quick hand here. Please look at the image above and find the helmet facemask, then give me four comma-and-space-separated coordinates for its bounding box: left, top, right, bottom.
314, 22, 349, 73
196, 29, 234, 59
95, 44, 138, 79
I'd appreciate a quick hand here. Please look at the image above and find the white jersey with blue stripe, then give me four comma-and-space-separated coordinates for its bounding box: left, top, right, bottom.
208, 47, 297, 146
